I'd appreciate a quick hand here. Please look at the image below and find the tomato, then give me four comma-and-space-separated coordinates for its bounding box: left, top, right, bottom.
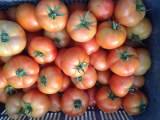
69, 2, 87, 15
59, 73, 71, 92
67, 11, 97, 42
114, 0, 146, 27
109, 74, 133, 97
74, 37, 100, 55
90, 49, 108, 71
36, 0, 68, 32
0, 56, 13, 63
0, 11, 6, 20
6, 7, 17, 21
20, 89, 50, 118
122, 90, 148, 115
37, 66, 63, 94
95, 86, 122, 113
88, 0, 114, 21
44, 28, 71, 48
3, 55, 39, 88
0, 20, 26, 57
107, 46, 140, 76
133, 75, 145, 89
16, 3, 41, 32
61, 88, 89, 117
22, 82, 37, 93
0, 88, 9, 103
96, 21, 126, 49
71, 65, 97, 89
49, 93, 61, 112
28, 36, 57, 64
86, 86, 97, 106
97, 70, 112, 85
134, 48, 151, 75
0, 67, 7, 89
5, 92, 24, 119
61, 47, 89, 78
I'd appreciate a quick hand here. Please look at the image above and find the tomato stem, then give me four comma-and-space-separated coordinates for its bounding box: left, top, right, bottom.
16, 69, 30, 78
74, 99, 82, 109
54, 38, 61, 48
39, 76, 47, 86
139, 98, 146, 113
136, 0, 146, 12
18, 101, 33, 115
116, 48, 134, 61
74, 77, 82, 82
74, 61, 88, 74
3, 85, 15, 95
111, 21, 119, 30
109, 92, 116, 100
0, 31, 9, 42
128, 86, 136, 93
130, 34, 145, 46
34, 51, 44, 58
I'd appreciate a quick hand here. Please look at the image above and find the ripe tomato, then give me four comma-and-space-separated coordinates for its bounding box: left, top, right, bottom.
20, 89, 50, 118
96, 21, 126, 49
109, 74, 133, 97
114, 0, 146, 27
3, 55, 39, 88
69, 2, 87, 15
133, 75, 145, 89
28, 36, 57, 64
0, 56, 13, 63
86, 86, 97, 106
5, 92, 24, 120
22, 82, 37, 93
59, 73, 71, 92
49, 93, 61, 112
71, 65, 97, 89
97, 70, 112, 85
134, 48, 151, 75
44, 28, 71, 48
95, 86, 122, 113
107, 46, 140, 76
61, 47, 89, 78
90, 49, 108, 71
36, 0, 68, 32
61, 88, 89, 117
67, 11, 97, 42
0, 11, 6, 20
0, 20, 26, 57
88, 0, 114, 21
74, 37, 100, 55
16, 3, 41, 32
0, 88, 9, 103
0, 67, 7, 89
122, 90, 148, 115
6, 7, 17, 21
37, 66, 63, 94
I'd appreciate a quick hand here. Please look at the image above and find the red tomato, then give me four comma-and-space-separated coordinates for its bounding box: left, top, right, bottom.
107, 46, 140, 76
95, 86, 122, 113
28, 36, 57, 64
0, 11, 6, 20
22, 82, 37, 93
122, 90, 148, 115
69, 2, 87, 15
74, 37, 100, 55
71, 65, 97, 89
133, 75, 145, 89
88, 0, 114, 21
97, 70, 112, 85
0, 67, 7, 89
3, 55, 39, 88
59, 73, 71, 92
49, 93, 61, 112
61, 88, 89, 117
114, 0, 146, 27
36, 0, 68, 32
109, 74, 133, 97
90, 49, 108, 71
6, 7, 17, 21
86, 86, 97, 106
67, 11, 97, 42
61, 47, 89, 78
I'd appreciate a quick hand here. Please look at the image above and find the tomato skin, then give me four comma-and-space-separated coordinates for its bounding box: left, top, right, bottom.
122, 90, 148, 115
67, 11, 97, 42
36, 0, 68, 32
21, 89, 50, 118
16, 3, 41, 32
6, 7, 17, 21
96, 21, 126, 49
74, 37, 100, 55
88, 0, 114, 21
0, 88, 9, 103
0, 11, 6, 20
133, 75, 145, 89
0, 67, 7, 89
61, 88, 89, 117
109, 74, 133, 97
61, 47, 89, 78
0, 56, 13, 63
135, 48, 151, 75
97, 70, 112, 85
37, 66, 63, 94
22, 82, 37, 93
0, 20, 26, 57
107, 46, 140, 76
86, 86, 97, 106
95, 86, 122, 113
49, 93, 61, 112
69, 2, 87, 15
114, 0, 145, 27
90, 49, 108, 71
3, 55, 39, 88
71, 65, 97, 90
28, 36, 57, 64
59, 73, 71, 92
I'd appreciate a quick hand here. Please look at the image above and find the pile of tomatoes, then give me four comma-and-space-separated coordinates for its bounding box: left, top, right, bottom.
0, 0, 152, 119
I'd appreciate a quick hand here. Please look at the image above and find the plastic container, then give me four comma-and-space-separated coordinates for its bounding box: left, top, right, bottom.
0, 0, 160, 120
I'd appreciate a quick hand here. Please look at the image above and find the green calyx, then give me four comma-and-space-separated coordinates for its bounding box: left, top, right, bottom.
18, 101, 33, 115
130, 34, 145, 46
74, 61, 88, 74
136, 0, 146, 12
16, 69, 30, 78
47, 5, 65, 20
74, 99, 82, 109
39, 76, 47, 86
0, 31, 10, 42
111, 21, 119, 30
3, 85, 14, 95
139, 98, 147, 113
54, 38, 61, 47
128, 86, 136, 93
73, 11, 94, 31
116, 48, 134, 61
33, 51, 44, 58
109, 92, 116, 100
74, 77, 82, 82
